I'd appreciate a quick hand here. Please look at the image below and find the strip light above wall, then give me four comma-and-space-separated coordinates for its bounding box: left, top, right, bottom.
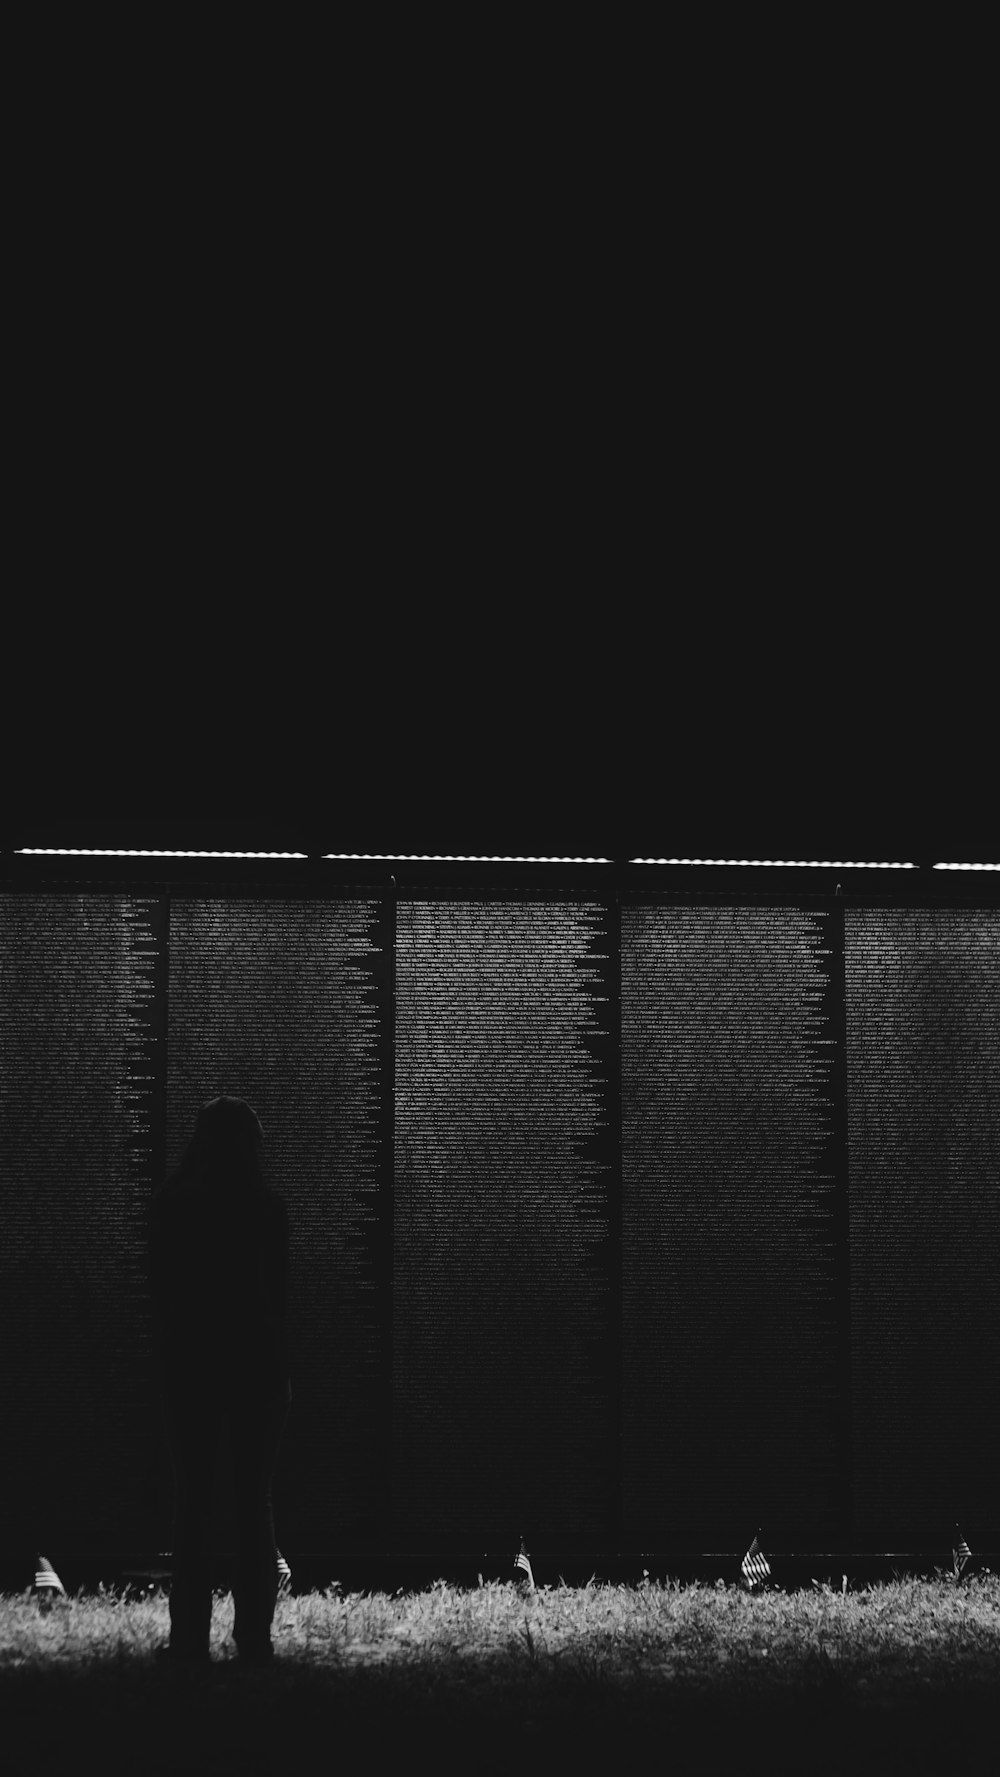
14, 849, 308, 858
627, 859, 919, 868
15, 852, 994, 869
321, 854, 613, 862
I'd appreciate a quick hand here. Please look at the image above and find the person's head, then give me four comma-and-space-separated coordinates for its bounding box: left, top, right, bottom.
179, 1095, 266, 1195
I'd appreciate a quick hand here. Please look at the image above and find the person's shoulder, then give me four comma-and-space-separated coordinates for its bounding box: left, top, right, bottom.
149, 1173, 208, 1233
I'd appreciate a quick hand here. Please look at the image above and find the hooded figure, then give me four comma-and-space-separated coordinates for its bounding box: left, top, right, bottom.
148, 1097, 291, 1666
150, 1096, 290, 1387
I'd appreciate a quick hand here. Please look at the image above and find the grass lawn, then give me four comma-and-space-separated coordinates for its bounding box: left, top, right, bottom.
2, 1573, 997, 1774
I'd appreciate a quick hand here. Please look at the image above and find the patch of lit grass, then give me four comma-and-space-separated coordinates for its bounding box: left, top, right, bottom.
3, 1571, 997, 1686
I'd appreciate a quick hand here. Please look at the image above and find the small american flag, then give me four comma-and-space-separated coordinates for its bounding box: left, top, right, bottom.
953, 1527, 972, 1579
514, 1538, 534, 1590
276, 1549, 292, 1593
35, 1555, 66, 1597
741, 1533, 770, 1589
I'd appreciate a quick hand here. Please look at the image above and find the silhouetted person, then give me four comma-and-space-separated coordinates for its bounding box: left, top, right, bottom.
149, 1096, 291, 1665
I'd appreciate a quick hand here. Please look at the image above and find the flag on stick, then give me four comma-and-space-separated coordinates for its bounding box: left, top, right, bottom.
741, 1533, 770, 1589
953, 1526, 972, 1580
276, 1549, 292, 1594
514, 1537, 535, 1590
35, 1555, 66, 1607
35, 1555, 65, 1593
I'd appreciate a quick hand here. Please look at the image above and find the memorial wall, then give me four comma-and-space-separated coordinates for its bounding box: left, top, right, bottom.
0, 894, 165, 1552
621, 904, 847, 1546
392, 898, 616, 1546
165, 898, 392, 1547
0, 883, 996, 1554
845, 908, 1000, 1540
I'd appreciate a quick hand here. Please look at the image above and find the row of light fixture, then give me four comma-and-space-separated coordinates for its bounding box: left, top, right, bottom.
11, 850, 998, 868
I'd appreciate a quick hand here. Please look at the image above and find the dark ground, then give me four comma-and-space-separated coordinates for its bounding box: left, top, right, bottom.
3, 1649, 997, 1775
